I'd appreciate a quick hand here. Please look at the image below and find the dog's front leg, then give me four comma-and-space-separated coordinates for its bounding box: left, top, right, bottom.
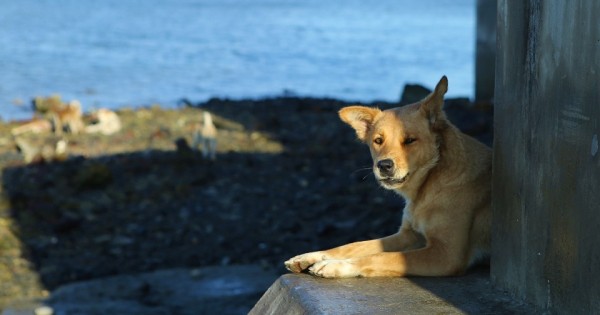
309, 238, 468, 278
285, 239, 388, 273
285, 251, 331, 273
285, 227, 420, 273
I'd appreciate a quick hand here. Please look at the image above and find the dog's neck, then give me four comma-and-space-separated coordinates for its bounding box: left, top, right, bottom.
395, 124, 467, 202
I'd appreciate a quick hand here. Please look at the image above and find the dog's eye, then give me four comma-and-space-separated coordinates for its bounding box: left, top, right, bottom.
373, 137, 384, 145
404, 137, 416, 145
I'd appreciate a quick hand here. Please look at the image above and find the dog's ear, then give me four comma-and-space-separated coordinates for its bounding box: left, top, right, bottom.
419, 76, 448, 130
339, 106, 381, 142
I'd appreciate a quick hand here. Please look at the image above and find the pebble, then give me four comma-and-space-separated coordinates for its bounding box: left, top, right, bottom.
34, 306, 53, 315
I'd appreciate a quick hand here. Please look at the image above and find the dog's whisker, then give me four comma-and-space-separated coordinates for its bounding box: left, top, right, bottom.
349, 166, 374, 181
351, 166, 372, 175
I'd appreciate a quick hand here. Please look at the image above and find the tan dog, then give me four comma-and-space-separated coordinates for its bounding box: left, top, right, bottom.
85, 108, 122, 135
192, 111, 218, 160
11, 118, 53, 136
285, 76, 492, 278
52, 100, 85, 135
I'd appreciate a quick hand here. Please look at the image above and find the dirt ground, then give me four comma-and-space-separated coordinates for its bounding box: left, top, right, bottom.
0, 96, 493, 309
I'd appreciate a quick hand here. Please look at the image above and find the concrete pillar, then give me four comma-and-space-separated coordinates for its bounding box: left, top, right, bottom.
493, 1, 600, 313
475, 0, 497, 103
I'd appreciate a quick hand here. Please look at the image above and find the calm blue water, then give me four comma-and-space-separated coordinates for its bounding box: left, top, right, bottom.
0, 0, 475, 121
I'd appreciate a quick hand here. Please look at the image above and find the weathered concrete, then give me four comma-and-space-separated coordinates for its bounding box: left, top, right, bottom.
475, 0, 497, 102
493, 1, 600, 314
2, 265, 277, 315
251, 269, 535, 314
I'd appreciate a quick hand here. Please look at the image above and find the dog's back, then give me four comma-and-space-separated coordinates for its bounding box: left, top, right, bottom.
420, 120, 492, 266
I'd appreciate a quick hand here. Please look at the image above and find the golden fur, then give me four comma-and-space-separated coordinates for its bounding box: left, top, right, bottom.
284, 76, 492, 278
192, 111, 218, 160
52, 100, 84, 135
85, 108, 122, 135
11, 118, 53, 136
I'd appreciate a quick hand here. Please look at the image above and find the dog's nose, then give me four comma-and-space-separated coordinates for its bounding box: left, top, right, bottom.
376, 159, 394, 175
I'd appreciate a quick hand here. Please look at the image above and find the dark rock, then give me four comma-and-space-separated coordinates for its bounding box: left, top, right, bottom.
73, 162, 113, 190
174, 137, 193, 155
400, 83, 432, 104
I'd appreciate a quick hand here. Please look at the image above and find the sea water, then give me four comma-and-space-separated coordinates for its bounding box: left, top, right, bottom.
0, 0, 474, 121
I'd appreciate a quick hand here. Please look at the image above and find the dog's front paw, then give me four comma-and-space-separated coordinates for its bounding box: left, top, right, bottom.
309, 259, 361, 278
284, 251, 328, 273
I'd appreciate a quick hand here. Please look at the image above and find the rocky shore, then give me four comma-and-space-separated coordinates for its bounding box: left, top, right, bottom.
0, 95, 492, 313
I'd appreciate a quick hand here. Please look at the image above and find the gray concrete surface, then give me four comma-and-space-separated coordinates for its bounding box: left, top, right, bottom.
493, 1, 600, 313
475, 0, 497, 102
251, 268, 535, 314
2, 265, 277, 315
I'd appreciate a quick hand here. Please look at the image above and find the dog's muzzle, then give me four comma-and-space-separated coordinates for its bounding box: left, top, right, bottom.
376, 159, 409, 186
376, 159, 395, 177
379, 176, 408, 186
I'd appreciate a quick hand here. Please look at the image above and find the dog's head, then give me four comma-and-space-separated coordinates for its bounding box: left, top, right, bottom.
68, 100, 82, 116
339, 76, 449, 192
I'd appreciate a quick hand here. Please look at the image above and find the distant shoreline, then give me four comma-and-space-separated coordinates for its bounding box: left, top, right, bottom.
3, 87, 473, 123
5, 94, 379, 122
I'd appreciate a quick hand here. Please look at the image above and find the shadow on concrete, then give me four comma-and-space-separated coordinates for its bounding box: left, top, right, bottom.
407, 266, 535, 314
251, 267, 536, 314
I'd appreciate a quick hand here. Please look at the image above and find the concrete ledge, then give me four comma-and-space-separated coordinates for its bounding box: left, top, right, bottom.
251, 269, 535, 314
